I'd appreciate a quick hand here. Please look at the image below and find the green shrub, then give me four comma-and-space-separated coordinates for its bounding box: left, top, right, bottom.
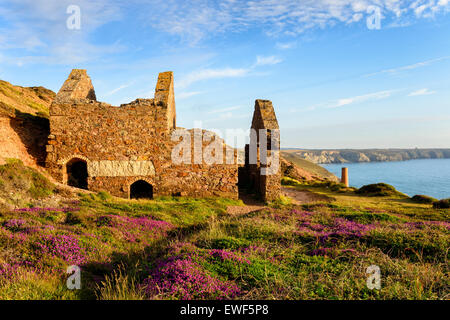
364, 229, 449, 262
356, 183, 407, 197
208, 237, 251, 250
433, 199, 450, 209
0, 159, 54, 199
5, 158, 22, 165
338, 211, 401, 224
65, 212, 84, 225
97, 191, 112, 201
411, 195, 437, 204
281, 176, 302, 186
269, 194, 292, 208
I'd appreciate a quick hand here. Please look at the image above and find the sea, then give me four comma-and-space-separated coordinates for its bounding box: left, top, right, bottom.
321, 158, 450, 200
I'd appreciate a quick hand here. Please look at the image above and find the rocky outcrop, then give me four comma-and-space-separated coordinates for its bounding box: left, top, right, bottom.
0, 79, 54, 167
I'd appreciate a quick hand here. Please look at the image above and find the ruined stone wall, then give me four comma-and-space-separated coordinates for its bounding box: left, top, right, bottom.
246, 99, 281, 202
154, 71, 176, 130
46, 70, 238, 199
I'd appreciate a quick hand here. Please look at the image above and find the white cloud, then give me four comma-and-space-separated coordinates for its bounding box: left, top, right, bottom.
408, 88, 436, 96
205, 112, 248, 123
105, 83, 133, 96
411, 0, 449, 18
177, 68, 250, 88
177, 54, 281, 88
254, 55, 283, 66
365, 56, 450, 77
0, 0, 122, 64
275, 41, 296, 50
292, 89, 397, 112
328, 90, 395, 108
207, 106, 242, 114
144, 0, 450, 43
177, 91, 203, 99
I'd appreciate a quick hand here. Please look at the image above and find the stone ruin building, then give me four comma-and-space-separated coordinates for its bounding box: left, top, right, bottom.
45, 69, 280, 201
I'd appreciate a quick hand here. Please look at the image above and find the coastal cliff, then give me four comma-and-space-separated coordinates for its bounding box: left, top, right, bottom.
282, 149, 450, 164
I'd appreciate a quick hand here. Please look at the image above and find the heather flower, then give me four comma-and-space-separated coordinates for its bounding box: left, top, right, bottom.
141, 254, 241, 300
209, 249, 251, 265
296, 215, 376, 241
14, 207, 80, 213
241, 245, 266, 254
405, 221, 450, 230
96, 216, 113, 227
4, 219, 32, 233
310, 247, 333, 256
3, 219, 55, 236
0, 260, 36, 281
0, 263, 20, 280
169, 242, 199, 255
35, 234, 86, 265
101, 215, 174, 244
292, 209, 313, 218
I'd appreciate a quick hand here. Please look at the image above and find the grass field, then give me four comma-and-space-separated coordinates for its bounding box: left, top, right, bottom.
0, 161, 448, 300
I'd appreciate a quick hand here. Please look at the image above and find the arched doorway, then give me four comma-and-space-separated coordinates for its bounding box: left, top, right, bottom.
66, 158, 88, 189
130, 180, 153, 199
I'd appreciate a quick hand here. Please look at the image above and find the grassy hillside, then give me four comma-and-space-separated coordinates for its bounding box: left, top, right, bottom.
281, 151, 338, 181
0, 160, 448, 300
0, 80, 53, 167
0, 80, 54, 118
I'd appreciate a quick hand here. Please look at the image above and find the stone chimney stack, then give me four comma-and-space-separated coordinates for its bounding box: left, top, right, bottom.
341, 167, 349, 187
54, 69, 97, 103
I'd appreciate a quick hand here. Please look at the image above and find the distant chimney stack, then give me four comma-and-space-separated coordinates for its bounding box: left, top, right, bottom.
341, 167, 349, 187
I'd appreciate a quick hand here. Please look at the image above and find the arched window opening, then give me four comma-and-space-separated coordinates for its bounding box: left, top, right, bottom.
66, 158, 88, 189
130, 180, 153, 199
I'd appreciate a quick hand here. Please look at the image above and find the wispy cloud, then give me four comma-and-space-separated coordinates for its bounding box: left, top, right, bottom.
276, 41, 296, 50
328, 90, 396, 108
292, 89, 397, 112
411, 0, 450, 18
177, 91, 203, 100
177, 68, 250, 89
145, 0, 450, 43
408, 88, 436, 96
178, 55, 282, 88
253, 55, 283, 67
365, 56, 450, 77
0, 0, 122, 64
105, 82, 134, 96
205, 112, 248, 123
207, 106, 242, 114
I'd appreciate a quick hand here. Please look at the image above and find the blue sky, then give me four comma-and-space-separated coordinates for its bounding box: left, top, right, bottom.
0, 0, 449, 148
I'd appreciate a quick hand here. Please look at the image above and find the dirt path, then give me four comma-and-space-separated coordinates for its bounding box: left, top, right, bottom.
227, 187, 330, 215
226, 193, 265, 215
282, 187, 331, 204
